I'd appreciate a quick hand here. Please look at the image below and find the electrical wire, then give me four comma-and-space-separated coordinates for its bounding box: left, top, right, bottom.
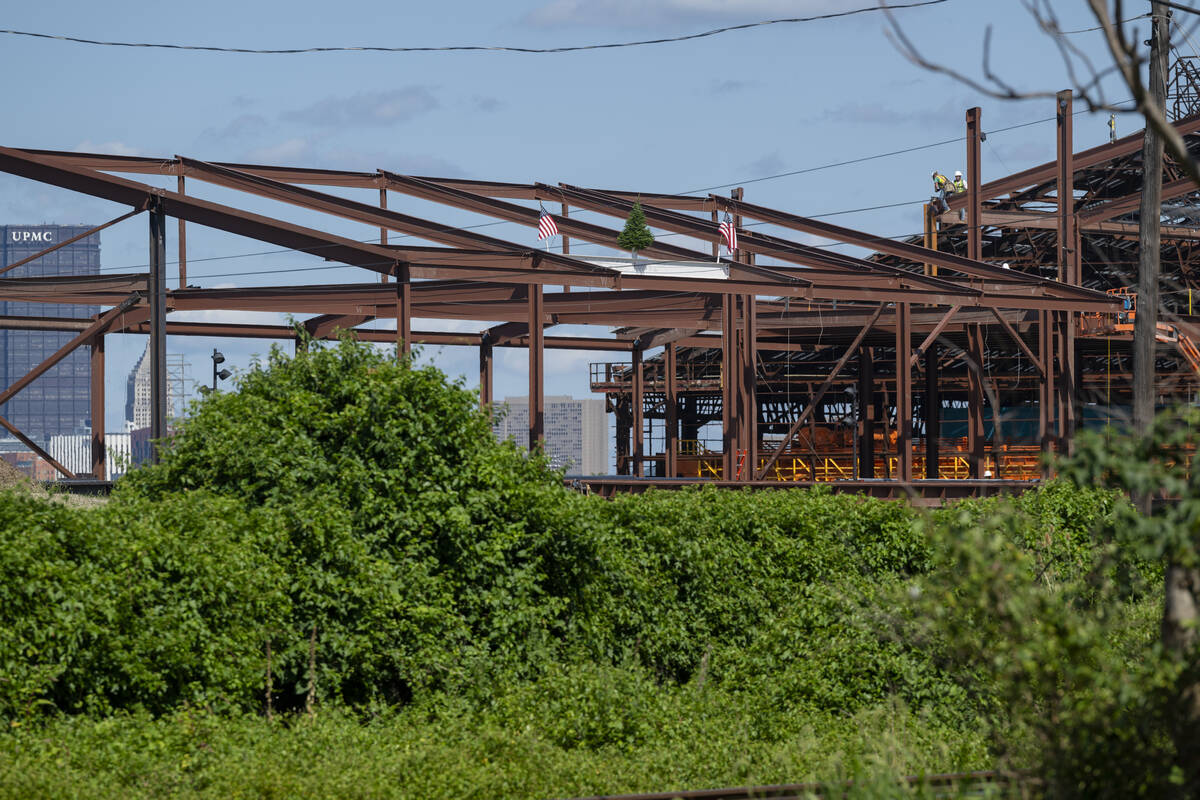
1057, 14, 1150, 35
0, 1, 950, 56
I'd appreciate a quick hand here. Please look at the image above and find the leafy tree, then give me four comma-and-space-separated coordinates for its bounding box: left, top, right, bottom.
617, 202, 654, 259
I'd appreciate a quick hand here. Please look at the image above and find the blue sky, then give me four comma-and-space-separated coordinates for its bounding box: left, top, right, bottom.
0, 0, 1155, 444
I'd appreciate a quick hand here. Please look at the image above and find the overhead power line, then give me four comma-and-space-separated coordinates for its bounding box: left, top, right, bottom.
0, 0, 949, 55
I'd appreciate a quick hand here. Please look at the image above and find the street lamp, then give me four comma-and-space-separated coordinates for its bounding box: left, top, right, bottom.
211, 349, 231, 392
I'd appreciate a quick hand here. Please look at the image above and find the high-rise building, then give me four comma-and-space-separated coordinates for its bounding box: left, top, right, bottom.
492, 395, 608, 475
0, 225, 100, 444
124, 342, 183, 430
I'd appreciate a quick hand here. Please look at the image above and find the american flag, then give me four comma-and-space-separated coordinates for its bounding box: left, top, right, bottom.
719, 212, 737, 253
537, 208, 559, 240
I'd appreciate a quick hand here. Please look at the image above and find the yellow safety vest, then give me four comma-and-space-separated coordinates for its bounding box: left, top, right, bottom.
953, 178, 965, 193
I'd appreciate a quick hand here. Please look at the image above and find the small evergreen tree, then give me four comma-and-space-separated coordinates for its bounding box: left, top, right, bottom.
617, 202, 654, 259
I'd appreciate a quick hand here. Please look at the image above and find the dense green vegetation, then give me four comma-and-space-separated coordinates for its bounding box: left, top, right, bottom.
0, 337, 1189, 798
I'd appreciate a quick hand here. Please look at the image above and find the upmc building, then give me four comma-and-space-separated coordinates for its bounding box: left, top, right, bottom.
0, 225, 99, 444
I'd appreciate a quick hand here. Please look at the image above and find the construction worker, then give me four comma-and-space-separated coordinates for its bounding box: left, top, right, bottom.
1108, 114, 1117, 144
953, 170, 966, 220
931, 170, 951, 214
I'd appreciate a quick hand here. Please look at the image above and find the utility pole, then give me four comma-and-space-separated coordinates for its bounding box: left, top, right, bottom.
1134, 0, 1170, 435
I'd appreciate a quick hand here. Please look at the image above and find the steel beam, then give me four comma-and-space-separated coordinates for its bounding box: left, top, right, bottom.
395, 262, 411, 356
149, 207, 167, 461
925, 346, 939, 479
528, 283, 544, 449
967, 324, 986, 478
631, 346, 644, 477
665, 343, 678, 479
1057, 90, 1078, 447
0, 208, 143, 278
0, 415, 76, 479
479, 341, 493, 408
910, 305, 960, 367
858, 347, 875, 479
743, 293, 758, 481
177, 175, 187, 289
895, 302, 913, 483
0, 295, 138, 409
755, 306, 884, 479
944, 113, 1200, 211
967, 107, 982, 263
90, 335, 104, 480
722, 296, 734, 480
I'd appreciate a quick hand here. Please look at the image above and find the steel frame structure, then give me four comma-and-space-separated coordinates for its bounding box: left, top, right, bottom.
0, 95, 1163, 493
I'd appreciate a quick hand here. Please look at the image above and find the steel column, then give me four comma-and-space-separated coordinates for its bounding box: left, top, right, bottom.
966, 107, 982, 262
967, 324, 986, 478
756, 306, 883, 479
177, 175, 187, 289
379, 188, 389, 284
631, 346, 644, 477
665, 343, 678, 479
479, 341, 493, 408
395, 262, 411, 355
1038, 309, 1056, 462
149, 206, 167, 462
528, 283, 545, 449
721, 294, 734, 479
90, 334, 104, 479
895, 302, 913, 483
1057, 89, 1078, 449
925, 346, 939, 479
859, 347, 875, 479
742, 293, 757, 480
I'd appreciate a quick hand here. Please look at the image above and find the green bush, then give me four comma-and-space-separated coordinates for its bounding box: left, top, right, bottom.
0, 491, 286, 716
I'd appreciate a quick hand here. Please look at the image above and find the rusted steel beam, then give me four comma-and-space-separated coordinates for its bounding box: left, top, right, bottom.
395, 263, 411, 356
149, 207, 167, 461
665, 343, 678, 478
554, 182, 982, 290
0, 415, 76, 479
708, 198, 1118, 304
938, 207, 1200, 240
529, 283, 545, 449
303, 313, 374, 339
1078, 175, 1196, 224
990, 308, 1045, 377
721, 296, 734, 479
967, 324, 986, 478
896, 302, 913, 482
383, 172, 715, 263
0, 294, 138, 409
925, 346, 940, 479
755, 305, 884, 479
179, 158, 618, 277
967, 107, 982, 263
910, 305, 961, 367
631, 346, 644, 477
945, 113, 1200, 210
90, 335, 105, 480
479, 342, 493, 408
858, 347, 875, 479
177, 175, 187, 289
0, 208, 143, 278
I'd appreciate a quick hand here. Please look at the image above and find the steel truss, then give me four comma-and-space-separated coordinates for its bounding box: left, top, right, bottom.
0, 97, 1165, 491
